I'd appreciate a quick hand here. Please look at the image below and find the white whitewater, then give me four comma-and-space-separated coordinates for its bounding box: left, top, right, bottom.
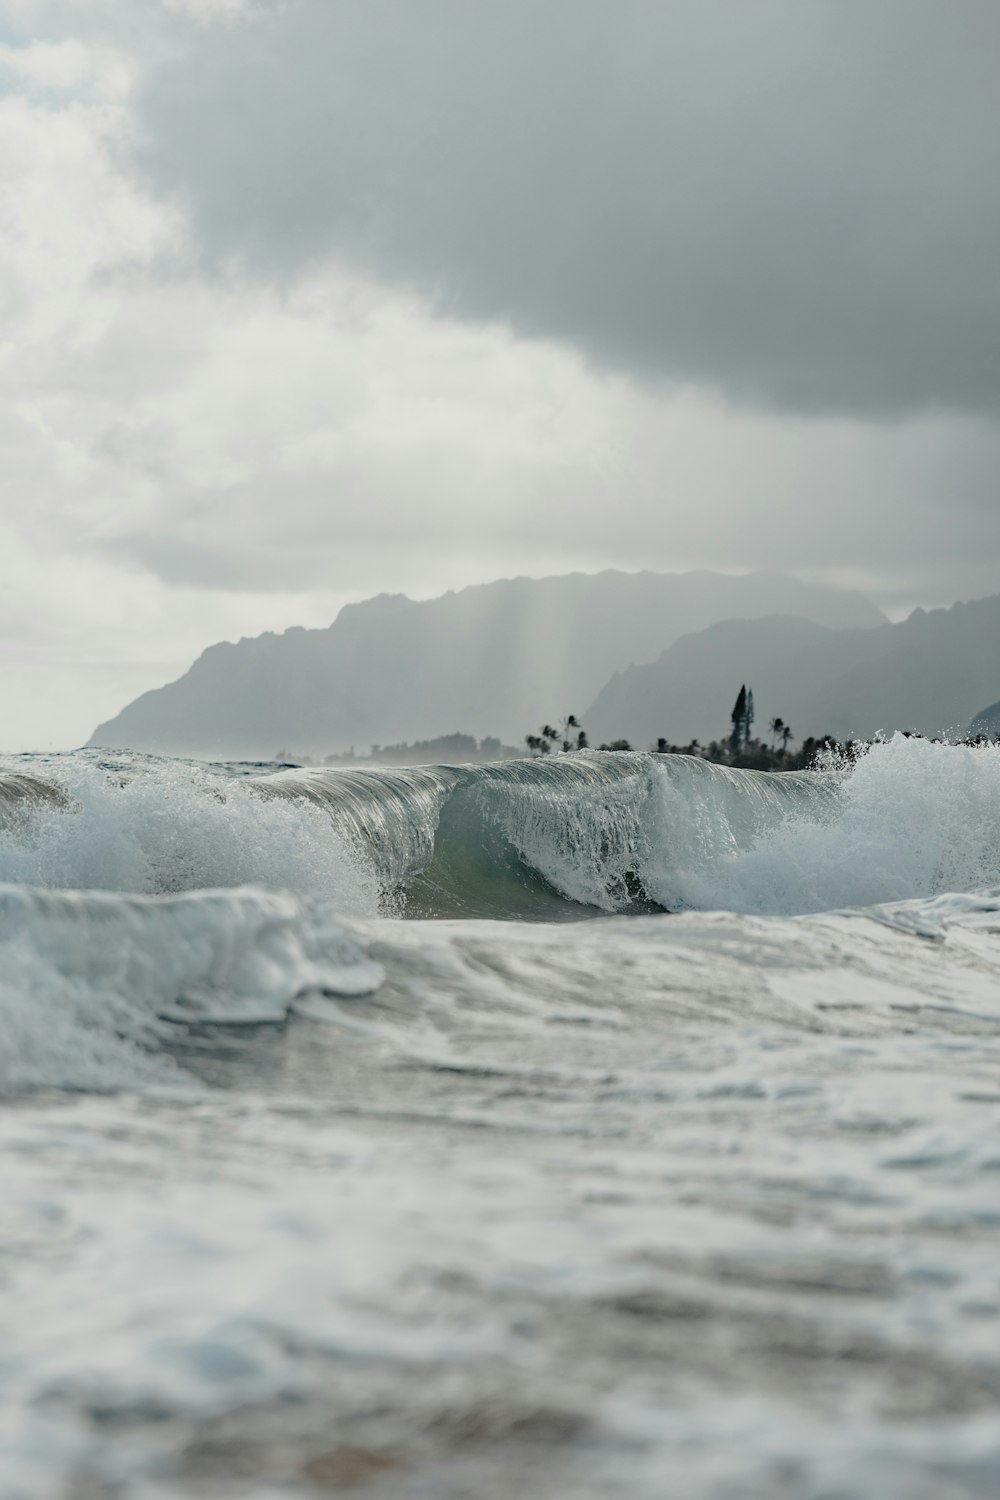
1, 737, 999, 1498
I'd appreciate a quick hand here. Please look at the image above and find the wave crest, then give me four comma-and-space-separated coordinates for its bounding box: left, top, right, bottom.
4, 737, 1000, 922
0, 884, 381, 1094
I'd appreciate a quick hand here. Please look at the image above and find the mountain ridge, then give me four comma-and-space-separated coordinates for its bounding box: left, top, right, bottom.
584, 594, 1000, 747
89, 569, 885, 758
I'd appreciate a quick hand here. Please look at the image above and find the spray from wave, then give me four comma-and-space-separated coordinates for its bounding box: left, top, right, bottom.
646, 735, 1000, 914
0, 752, 379, 915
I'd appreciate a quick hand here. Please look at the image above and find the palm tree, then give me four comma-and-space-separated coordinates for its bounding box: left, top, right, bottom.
780, 723, 793, 752
769, 716, 784, 749
527, 716, 586, 755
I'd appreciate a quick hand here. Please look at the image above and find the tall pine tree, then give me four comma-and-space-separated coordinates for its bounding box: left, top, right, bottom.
730, 685, 747, 752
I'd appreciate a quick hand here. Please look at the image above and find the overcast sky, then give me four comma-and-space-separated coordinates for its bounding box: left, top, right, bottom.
2, 0, 999, 748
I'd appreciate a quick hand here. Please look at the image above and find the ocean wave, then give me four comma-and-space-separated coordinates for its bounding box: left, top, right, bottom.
0, 883, 382, 1094
260, 737, 1000, 917
2, 736, 999, 923
254, 752, 836, 917
0, 751, 379, 914
646, 734, 1000, 915
1, 734, 999, 1096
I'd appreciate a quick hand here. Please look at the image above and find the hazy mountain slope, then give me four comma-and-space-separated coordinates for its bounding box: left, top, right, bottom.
585, 616, 878, 747
89, 570, 884, 758
584, 595, 1000, 748
970, 700, 1000, 737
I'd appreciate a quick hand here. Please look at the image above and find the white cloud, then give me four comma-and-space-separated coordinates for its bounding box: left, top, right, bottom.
0, 37, 134, 95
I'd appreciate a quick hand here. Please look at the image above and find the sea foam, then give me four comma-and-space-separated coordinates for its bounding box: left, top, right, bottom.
0, 752, 379, 913
646, 734, 1000, 915
0, 883, 382, 1094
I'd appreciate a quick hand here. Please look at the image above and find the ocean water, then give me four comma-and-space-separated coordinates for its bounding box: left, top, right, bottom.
1, 737, 999, 1498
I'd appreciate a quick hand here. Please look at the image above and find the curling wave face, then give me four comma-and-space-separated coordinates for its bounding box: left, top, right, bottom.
253, 736, 1000, 915
5, 736, 999, 919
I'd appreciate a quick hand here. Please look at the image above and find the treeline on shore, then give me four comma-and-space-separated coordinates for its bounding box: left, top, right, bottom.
525, 684, 998, 772
524, 720, 847, 771
524, 692, 849, 770
273, 683, 997, 770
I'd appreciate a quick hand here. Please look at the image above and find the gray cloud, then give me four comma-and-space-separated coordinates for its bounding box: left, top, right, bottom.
2, 0, 999, 749
138, 0, 1000, 419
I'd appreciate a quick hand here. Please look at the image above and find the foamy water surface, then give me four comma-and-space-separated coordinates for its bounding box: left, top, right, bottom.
1, 739, 999, 1498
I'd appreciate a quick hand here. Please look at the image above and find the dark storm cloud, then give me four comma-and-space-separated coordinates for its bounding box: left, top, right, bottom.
138, 0, 1000, 419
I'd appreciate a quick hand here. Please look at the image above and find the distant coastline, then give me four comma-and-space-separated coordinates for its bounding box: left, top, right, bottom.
274, 731, 524, 768
274, 701, 998, 772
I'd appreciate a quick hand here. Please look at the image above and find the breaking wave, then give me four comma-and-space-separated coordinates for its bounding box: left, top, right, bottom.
0, 752, 379, 914
254, 736, 1000, 917
3, 737, 1000, 921
649, 733, 1000, 914
1, 737, 1000, 1093
0, 884, 381, 1094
